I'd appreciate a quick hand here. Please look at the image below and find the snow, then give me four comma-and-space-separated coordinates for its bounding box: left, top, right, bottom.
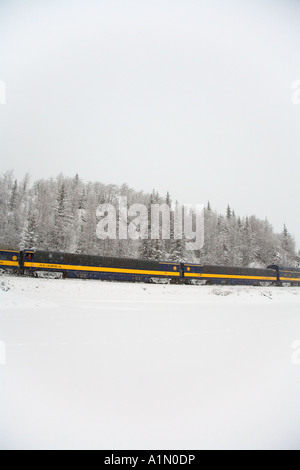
0, 275, 300, 450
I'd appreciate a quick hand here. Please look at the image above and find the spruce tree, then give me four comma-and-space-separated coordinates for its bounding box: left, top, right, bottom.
163, 191, 172, 256
23, 213, 37, 249
10, 180, 18, 212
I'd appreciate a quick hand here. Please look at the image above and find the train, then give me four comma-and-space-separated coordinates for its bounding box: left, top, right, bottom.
1, 247, 300, 286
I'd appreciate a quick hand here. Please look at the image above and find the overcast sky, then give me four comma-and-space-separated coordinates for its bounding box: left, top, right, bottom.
1, 0, 300, 246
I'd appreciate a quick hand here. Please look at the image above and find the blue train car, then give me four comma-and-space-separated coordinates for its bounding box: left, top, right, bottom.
22, 250, 181, 283
267, 265, 300, 286
0, 247, 20, 272
182, 263, 278, 286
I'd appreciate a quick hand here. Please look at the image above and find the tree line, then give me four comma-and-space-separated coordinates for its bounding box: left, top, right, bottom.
0, 171, 298, 267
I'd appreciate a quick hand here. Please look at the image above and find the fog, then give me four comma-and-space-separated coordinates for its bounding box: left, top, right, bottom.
0, 0, 300, 244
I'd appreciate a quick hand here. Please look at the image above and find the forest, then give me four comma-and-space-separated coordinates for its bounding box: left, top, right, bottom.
0, 170, 298, 267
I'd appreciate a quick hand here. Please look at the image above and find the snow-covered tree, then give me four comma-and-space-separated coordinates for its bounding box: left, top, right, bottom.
23, 213, 38, 249
0, 172, 298, 267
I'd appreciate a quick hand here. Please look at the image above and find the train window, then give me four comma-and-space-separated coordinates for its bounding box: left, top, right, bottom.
0, 251, 18, 261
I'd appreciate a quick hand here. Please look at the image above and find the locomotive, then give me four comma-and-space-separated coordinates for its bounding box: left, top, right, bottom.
1, 247, 300, 286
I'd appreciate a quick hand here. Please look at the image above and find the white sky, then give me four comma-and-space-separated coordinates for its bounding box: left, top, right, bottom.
1, 0, 300, 246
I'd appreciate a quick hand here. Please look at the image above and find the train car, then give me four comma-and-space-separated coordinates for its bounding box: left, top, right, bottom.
182, 263, 278, 286
267, 265, 300, 286
22, 249, 182, 283
0, 247, 20, 273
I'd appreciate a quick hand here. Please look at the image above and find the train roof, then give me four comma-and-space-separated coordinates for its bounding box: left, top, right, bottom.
0, 246, 20, 252
278, 267, 300, 272
267, 264, 300, 272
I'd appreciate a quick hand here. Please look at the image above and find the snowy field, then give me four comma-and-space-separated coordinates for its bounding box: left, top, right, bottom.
0, 275, 300, 450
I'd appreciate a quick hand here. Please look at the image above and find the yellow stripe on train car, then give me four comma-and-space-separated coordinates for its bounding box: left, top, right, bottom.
0, 260, 19, 267
184, 272, 277, 281
23, 262, 180, 277
280, 270, 300, 275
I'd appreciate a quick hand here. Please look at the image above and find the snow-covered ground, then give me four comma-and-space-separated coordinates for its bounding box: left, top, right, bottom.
0, 275, 300, 450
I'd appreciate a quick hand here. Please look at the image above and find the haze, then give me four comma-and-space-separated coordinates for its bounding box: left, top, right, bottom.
0, 0, 300, 245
